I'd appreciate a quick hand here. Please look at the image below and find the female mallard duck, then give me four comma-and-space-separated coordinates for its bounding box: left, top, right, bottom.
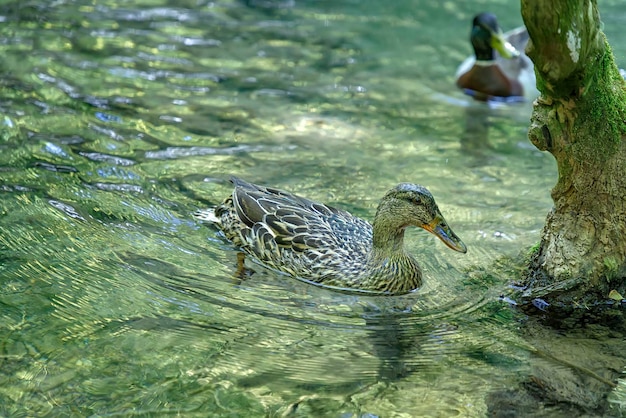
195, 177, 467, 295
456, 12, 537, 101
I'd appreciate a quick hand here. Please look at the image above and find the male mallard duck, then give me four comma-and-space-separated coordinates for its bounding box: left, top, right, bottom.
194, 177, 467, 295
456, 12, 536, 101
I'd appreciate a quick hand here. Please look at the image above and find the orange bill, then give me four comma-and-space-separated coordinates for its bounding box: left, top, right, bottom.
422, 213, 467, 253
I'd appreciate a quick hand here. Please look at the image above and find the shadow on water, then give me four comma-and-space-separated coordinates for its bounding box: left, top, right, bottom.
123, 246, 626, 416
117, 247, 539, 414
485, 314, 625, 417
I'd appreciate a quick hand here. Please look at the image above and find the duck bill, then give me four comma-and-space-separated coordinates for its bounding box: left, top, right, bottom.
422, 214, 467, 253
490, 31, 521, 59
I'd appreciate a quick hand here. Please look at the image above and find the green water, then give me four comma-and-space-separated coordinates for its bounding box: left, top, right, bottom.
1, 0, 625, 416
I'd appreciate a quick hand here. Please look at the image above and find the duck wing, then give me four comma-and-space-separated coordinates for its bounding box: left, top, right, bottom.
229, 177, 371, 263
231, 176, 340, 226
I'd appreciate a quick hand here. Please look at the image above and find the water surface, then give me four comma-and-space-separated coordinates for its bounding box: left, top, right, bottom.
1, 0, 625, 416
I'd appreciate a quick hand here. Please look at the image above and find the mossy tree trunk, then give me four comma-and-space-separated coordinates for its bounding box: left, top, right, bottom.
520, 0, 626, 305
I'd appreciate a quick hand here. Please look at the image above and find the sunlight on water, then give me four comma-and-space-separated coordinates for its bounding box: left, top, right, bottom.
1, 0, 625, 416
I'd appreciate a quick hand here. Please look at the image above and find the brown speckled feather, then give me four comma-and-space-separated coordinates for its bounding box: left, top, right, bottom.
197, 177, 467, 295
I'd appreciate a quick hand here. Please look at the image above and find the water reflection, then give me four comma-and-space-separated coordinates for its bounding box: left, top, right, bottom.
459, 103, 533, 167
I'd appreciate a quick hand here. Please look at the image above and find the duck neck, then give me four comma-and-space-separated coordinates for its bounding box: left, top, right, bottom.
474, 58, 496, 66
370, 219, 417, 271
366, 223, 422, 294
363, 201, 423, 294
474, 47, 495, 62
471, 33, 496, 61
371, 210, 407, 253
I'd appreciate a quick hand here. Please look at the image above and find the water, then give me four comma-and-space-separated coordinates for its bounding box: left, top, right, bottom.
0, 0, 625, 416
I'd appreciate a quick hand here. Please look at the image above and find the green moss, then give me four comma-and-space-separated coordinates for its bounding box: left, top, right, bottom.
529, 241, 541, 255
603, 256, 619, 281
574, 39, 626, 164
525, 242, 542, 263
534, 70, 547, 95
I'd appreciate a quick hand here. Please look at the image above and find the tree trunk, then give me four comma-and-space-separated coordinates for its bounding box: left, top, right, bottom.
520, 0, 626, 305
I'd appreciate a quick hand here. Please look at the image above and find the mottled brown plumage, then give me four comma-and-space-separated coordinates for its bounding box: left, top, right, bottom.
195, 177, 467, 295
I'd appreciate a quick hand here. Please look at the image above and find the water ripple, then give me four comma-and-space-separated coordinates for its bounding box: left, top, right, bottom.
144, 144, 297, 159
1, 0, 615, 415
79, 152, 135, 166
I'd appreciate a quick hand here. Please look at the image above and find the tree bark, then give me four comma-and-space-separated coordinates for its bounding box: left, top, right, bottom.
521, 0, 626, 304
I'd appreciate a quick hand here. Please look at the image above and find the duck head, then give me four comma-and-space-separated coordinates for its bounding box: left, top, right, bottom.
471, 12, 520, 61
373, 183, 467, 253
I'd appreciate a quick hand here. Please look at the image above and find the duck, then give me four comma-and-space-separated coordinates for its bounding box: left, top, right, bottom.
194, 177, 467, 295
456, 12, 537, 102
